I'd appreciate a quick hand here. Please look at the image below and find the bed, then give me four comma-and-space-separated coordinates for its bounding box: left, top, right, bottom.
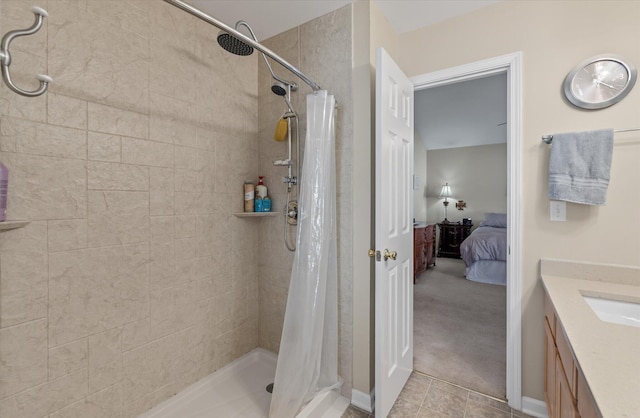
459, 213, 507, 285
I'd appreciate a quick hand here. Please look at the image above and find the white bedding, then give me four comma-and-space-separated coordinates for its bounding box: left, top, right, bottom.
460, 226, 507, 285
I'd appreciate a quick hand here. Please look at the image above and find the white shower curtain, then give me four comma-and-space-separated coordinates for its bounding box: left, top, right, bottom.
269, 90, 340, 418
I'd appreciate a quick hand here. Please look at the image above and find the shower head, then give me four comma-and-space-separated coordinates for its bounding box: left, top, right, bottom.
271, 82, 287, 96
217, 31, 254, 56
217, 20, 299, 92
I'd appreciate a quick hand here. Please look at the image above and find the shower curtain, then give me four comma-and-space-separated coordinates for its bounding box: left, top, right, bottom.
269, 90, 340, 418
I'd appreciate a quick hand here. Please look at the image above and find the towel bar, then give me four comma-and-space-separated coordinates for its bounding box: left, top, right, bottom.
542, 128, 640, 144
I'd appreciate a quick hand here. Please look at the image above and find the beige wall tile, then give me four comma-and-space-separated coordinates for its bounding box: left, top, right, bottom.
150, 191, 174, 216
0, 368, 88, 418
48, 4, 149, 112
174, 146, 197, 170
49, 384, 123, 418
87, 161, 149, 191
48, 94, 88, 130
150, 241, 177, 291
1, 117, 86, 159
0, 319, 47, 399
149, 93, 197, 145
175, 215, 196, 238
150, 216, 174, 243
49, 339, 88, 380
89, 328, 122, 393
0, 222, 48, 327
88, 132, 122, 162
48, 219, 88, 253
122, 318, 150, 352
1, 153, 86, 220
87, 191, 149, 247
149, 282, 203, 339
150, 167, 174, 190
122, 137, 174, 168
88, 103, 149, 139
48, 244, 149, 347
122, 326, 205, 405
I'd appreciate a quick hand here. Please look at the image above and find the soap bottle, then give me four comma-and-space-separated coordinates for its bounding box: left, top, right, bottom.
262, 195, 271, 212
0, 163, 7, 221
256, 176, 268, 199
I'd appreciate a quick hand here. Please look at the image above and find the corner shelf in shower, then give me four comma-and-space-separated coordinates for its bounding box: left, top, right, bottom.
0, 220, 30, 231
234, 212, 280, 218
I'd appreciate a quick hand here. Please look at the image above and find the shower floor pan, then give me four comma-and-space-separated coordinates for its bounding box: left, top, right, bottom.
137, 348, 349, 418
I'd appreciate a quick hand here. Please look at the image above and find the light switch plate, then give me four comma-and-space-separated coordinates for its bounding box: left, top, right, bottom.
550, 200, 566, 221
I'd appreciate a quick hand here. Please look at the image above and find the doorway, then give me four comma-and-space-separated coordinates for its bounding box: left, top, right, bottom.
409, 52, 522, 410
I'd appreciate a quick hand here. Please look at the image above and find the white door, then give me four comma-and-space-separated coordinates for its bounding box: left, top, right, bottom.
374, 47, 414, 418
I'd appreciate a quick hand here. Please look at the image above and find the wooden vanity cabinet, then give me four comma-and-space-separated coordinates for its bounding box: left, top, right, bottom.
544, 294, 600, 418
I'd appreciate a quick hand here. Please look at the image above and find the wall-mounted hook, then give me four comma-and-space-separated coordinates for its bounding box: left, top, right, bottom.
0, 6, 52, 97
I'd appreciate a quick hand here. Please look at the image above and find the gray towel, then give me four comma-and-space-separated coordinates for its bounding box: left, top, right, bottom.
547, 129, 614, 205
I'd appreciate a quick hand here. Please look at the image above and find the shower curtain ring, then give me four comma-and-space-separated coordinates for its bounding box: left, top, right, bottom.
0, 6, 52, 97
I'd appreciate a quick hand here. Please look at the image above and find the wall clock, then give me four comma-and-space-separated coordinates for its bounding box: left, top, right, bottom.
563, 54, 637, 110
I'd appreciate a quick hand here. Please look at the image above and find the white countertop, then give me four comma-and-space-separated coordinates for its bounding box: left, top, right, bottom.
540, 259, 640, 418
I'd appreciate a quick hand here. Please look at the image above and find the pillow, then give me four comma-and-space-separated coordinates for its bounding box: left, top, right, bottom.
481, 213, 507, 228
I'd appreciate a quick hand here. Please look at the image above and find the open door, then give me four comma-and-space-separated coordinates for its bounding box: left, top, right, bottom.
374, 47, 414, 417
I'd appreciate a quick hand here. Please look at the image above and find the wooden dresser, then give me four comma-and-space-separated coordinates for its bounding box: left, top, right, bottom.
437, 222, 472, 259
414, 224, 436, 282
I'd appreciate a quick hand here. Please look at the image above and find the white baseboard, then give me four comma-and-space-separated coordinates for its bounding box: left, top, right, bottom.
350, 388, 374, 413
520, 397, 549, 418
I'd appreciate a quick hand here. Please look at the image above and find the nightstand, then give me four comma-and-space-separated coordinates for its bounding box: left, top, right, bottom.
437, 222, 472, 259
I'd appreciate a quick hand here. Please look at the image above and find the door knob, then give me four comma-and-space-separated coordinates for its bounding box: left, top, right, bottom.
383, 249, 397, 261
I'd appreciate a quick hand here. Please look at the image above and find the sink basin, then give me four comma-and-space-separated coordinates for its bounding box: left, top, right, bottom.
583, 295, 640, 329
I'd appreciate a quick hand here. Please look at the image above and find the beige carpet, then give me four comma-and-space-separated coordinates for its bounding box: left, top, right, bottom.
414, 257, 506, 399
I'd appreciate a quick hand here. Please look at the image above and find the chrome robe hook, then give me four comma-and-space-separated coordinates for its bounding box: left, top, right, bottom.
0, 6, 52, 97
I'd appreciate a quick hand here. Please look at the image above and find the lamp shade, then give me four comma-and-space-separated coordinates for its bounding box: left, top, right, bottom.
439, 183, 453, 198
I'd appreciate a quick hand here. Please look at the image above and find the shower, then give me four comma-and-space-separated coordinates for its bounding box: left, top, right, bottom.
160, 3, 340, 418
217, 20, 300, 252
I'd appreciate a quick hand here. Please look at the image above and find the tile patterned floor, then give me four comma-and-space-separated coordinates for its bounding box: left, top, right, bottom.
341, 372, 535, 418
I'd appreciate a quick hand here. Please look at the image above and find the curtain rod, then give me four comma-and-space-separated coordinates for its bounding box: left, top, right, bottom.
541, 128, 640, 144
162, 0, 322, 92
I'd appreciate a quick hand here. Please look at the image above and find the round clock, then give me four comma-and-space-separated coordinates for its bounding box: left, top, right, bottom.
563, 54, 637, 110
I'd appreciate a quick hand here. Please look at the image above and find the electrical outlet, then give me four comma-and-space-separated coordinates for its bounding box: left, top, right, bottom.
550, 200, 566, 222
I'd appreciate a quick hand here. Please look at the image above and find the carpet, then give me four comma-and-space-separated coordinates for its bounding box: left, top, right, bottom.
413, 257, 506, 399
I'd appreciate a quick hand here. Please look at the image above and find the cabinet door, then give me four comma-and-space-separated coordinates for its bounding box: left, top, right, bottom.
578, 369, 599, 418
556, 353, 579, 418
544, 321, 556, 418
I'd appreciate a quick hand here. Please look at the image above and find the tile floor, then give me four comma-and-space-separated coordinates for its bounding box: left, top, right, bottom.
341, 372, 535, 418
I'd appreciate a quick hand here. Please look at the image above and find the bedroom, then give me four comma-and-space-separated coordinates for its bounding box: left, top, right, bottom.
413, 72, 508, 400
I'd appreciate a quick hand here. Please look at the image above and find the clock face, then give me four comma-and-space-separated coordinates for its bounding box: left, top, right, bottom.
564, 55, 637, 109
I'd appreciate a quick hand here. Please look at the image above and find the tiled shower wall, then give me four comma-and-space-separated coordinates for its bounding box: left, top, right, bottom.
0, 1, 260, 417
257, 5, 354, 396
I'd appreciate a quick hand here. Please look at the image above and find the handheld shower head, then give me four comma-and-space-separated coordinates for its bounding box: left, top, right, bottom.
217, 31, 253, 56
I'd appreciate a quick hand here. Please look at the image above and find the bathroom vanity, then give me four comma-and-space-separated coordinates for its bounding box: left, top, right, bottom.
541, 259, 640, 418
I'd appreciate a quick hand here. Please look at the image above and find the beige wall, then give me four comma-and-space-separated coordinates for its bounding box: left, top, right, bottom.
413, 135, 428, 222
425, 144, 507, 226
398, 0, 640, 400
257, 4, 355, 397
0, 1, 258, 417
351, 0, 375, 396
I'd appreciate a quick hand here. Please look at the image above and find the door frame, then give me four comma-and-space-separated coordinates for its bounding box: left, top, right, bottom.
409, 51, 523, 410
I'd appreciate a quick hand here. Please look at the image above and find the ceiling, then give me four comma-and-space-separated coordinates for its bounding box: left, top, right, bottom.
416, 73, 507, 150
191, 0, 501, 41
189, 0, 506, 150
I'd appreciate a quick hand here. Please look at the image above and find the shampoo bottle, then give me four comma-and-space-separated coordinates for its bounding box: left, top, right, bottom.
256, 176, 268, 199
0, 163, 7, 221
